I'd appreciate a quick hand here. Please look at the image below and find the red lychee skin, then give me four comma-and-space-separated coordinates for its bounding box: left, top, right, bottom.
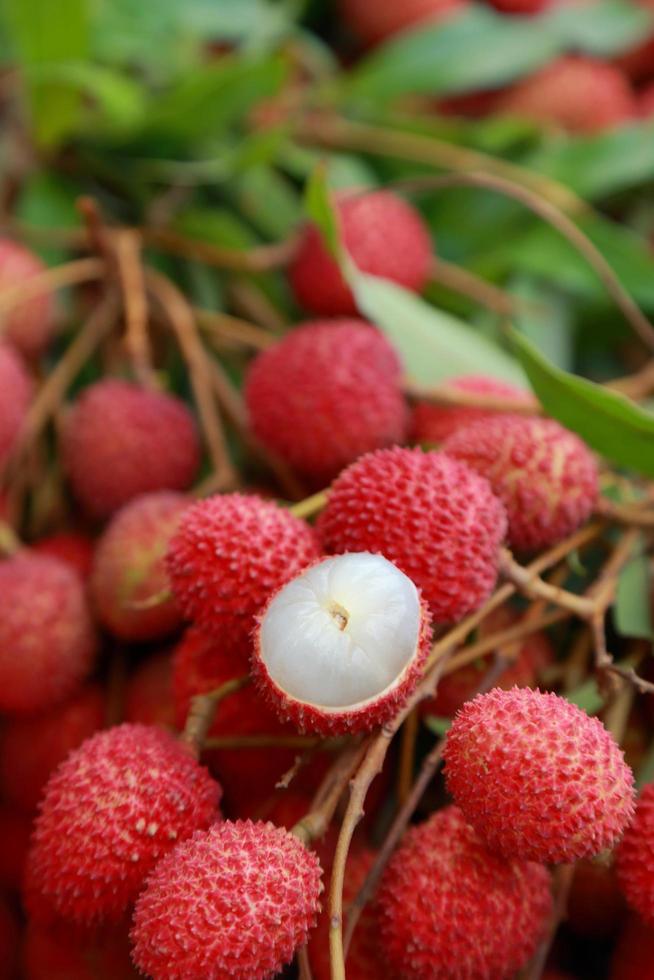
61, 380, 200, 520
23, 920, 138, 980
316, 447, 507, 624
25, 723, 221, 926
568, 857, 625, 938
487, 0, 551, 12
410, 373, 530, 446
444, 687, 635, 864
610, 915, 654, 980
0, 238, 55, 358
125, 651, 176, 730
0, 553, 97, 714
0, 806, 31, 889
616, 783, 654, 925
289, 191, 432, 316
615, 0, 654, 83
245, 320, 408, 484
376, 806, 552, 980
32, 531, 94, 580
130, 820, 323, 980
444, 415, 598, 552
497, 57, 635, 134
166, 494, 320, 661
252, 587, 433, 735
90, 491, 187, 641
339, 0, 467, 45
0, 683, 105, 813
0, 342, 32, 472
640, 82, 654, 117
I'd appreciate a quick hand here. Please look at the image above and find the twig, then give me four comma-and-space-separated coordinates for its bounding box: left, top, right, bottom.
113, 229, 155, 387
596, 496, 654, 528
290, 491, 328, 520
292, 738, 368, 846
499, 548, 595, 619
195, 307, 277, 352
430, 256, 521, 317
405, 380, 540, 415
180, 675, 251, 758
444, 607, 568, 675
297, 945, 314, 980
228, 279, 287, 333
586, 528, 641, 672
0, 257, 104, 328
397, 709, 419, 804
143, 227, 298, 273
0, 522, 20, 557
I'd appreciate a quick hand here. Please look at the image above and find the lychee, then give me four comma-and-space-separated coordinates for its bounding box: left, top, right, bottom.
245, 319, 408, 484
61, 380, 200, 520
616, 782, 654, 925
610, 915, 654, 980
289, 190, 432, 316
130, 820, 323, 980
23, 920, 138, 980
0, 237, 55, 358
0, 552, 97, 714
443, 415, 598, 551
0, 683, 105, 812
376, 806, 552, 980
316, 447, 507, 624
166, 493, 320, 661
497, 57, 635, 134
253, 552, 432, 734
32, 531, 94, 580
25, 723, 221, 925
410, 373, 530, 445
444, 687, 635, 863
0, 341, 32, 473
125, 651, 176, 730
339, 0, 468, 46
90, 491, 187, 641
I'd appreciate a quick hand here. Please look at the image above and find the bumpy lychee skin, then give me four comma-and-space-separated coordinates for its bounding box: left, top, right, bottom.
411, 373, 530, 445
376, 806, 552, 980
497, 57, 635, 134
0, 237, 55, 357
616, 783, 654, 925
90, 491, 187, 641
166, 493, 320, 660
253, 553, 432, 735
0, 553, 97, 714
25, 723, 221, 926
317, 447, 507, 624
289, 190, 432, 316
444, 415, 598, 552
130, 820, 323, 980
339, 0, 467, 45
444, 687, 635, 864
0, 683, 105, 812
0, 341, 32, 472
61, 380, 200, 520
32, 531, 94, 580
245, 320, 408, 484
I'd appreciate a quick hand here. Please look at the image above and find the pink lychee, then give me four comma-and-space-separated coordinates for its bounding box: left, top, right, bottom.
0, 237, 55, 357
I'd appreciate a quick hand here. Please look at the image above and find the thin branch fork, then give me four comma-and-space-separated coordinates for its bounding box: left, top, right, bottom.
112, 229, 155, 388
499, 549, 595, 619
180, 675, 251, 758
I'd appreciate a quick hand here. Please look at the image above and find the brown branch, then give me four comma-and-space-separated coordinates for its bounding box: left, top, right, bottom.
430, 256, 521, 317
499, 548, 595, 619
292, 738, 368, 846
113, 230, 155, 387
0, 257, 104, 328
195, 307, 277, 352
143, 227, 298, 273
405, 380, 540, 415
180, 675, 251, 758
228, 279, 288, 333
297, 945, 314, 980
444, 606, 568, 676
397, 709, 419, 804
587, 527, 641, 672
596, 497, 654, 529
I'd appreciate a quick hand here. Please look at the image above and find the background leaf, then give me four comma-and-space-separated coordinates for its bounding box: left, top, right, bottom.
615, 541, 653, 640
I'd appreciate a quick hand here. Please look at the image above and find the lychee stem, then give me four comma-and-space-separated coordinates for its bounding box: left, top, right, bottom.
499, 549, 595, 619
113, 229, 156, 390
405, 379, 540, 415
289, 490, 327, 520
291, 738, 367, 848
180, 675, 251, 758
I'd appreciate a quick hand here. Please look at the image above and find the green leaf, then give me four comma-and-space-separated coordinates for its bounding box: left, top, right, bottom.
544, 0, 651, 54
354, 274, 526, 386
510, 277, 575, 371
423, 716, 451, 737
511, 329, 654, 477
564, 678, 604, 715
15, 173, 80, 264
637, 738, 654, 789
615, 540, 653, 640
304, 163, 342, 260
232, 165, 302, 239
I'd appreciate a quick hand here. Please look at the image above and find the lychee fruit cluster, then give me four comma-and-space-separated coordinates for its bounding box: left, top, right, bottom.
62, 379, 200, 519
130, 820, 323, 980
444, 415, 598, 551
444, 687, 635, 863
32, 531, 94, 580
0, 341, 32, 473
245, 319, 408, 484
317, 446, 507, 623
0, 237, 55, 358
410, 373, 530, 445
617, 782, 654, 924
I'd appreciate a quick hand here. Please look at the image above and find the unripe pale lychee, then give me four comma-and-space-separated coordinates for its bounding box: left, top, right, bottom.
62, 380, 200, 519
289, 190, 432, 316
616, 783, 654, 925
410, 373, 530, 445
253, 552, 432, 734
0, 341, 32, 472
0, 553, 97, 714
444, 687, 635, 863
25, 723, 221, 926
23, 920, 138, 980
245, 320, 408, 484
0, 238, 55, 357
32, 531, 94, 580
317, 447, 507, 624
497, 56, 635, 134
166, 493, 320, 662
444, 415, 598, 551
90, 491, 187, 641
0, 683, 105, 812
339, 0, 467, 45
376, 806, 552, 980
130, 820, 323, 980
125, 651, 175, 729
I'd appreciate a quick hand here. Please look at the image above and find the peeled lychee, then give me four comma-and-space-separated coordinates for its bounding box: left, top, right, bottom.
410, 373, 530, 445
0, 553, 97, 714
317, 447, 507, 624
166, 493, 320, 661
497, 57, 635, 134
253, 552, 432, 734
245, 320, 408, 484
25, 723, 221, 926
376, 806, 552, 980
339, 0, 467, 45
444, 687, 635, 863
130, 820, 323, 980
62, 380, 200, 520
0, 238, 55, 357
0, 342, 32, 473
289, 190, 432, 316
0, 683, 105, 812
125, 651, 176, 729
23, 920, 138, 980
32, 531, 94, 580
90, 491, 187, 641
444, 415, 598, 551
616, 782, 654, 925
